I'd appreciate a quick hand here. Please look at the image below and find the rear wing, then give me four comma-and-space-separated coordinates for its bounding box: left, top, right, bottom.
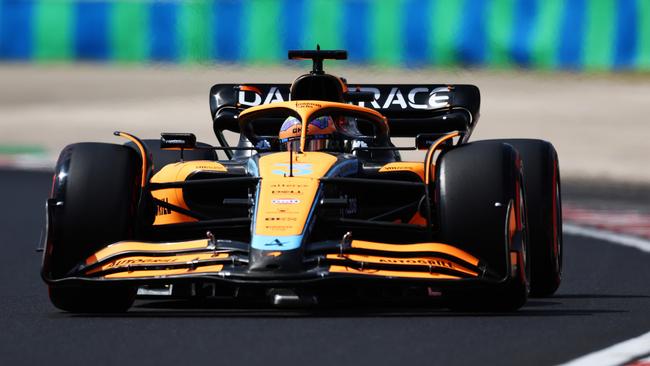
209, 83, 480, 139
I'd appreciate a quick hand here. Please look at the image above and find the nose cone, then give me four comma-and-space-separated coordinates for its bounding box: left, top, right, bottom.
249, 248, 304, 272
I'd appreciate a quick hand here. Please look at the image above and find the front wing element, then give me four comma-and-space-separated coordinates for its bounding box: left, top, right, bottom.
45, 238, 499, 286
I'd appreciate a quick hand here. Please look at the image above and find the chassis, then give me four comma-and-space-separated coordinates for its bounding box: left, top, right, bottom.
41, 49, 563, 312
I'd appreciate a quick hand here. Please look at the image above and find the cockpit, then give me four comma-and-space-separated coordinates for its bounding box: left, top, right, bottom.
237, 101, 390, 156
278, 114, 374, 153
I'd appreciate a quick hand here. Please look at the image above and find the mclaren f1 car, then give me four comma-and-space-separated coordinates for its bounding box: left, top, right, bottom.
41, 49, 563, 312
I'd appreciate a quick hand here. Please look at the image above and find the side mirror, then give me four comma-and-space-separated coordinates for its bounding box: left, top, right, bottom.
415, 133, 443, 150
160, 133, 197, 150
416, 133, 456, 150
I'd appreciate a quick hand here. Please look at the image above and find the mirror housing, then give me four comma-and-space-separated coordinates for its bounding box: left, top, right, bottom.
415, 133, 450, 150
160, 133, 197, 150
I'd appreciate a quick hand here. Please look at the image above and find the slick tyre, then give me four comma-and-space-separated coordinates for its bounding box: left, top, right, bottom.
436, 141, 530, 311
485, 139, 562, 297
46, 143, 140, 312
126, 139, 217, 174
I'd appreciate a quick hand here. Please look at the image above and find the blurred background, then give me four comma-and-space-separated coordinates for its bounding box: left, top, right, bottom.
1, 0, 649, 186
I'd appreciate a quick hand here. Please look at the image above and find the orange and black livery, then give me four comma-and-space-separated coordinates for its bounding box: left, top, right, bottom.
41, 48, 563, 312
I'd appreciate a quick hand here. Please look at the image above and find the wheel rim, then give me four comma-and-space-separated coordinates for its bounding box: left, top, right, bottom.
519, 183, 530, 287
553, 179, 563, 276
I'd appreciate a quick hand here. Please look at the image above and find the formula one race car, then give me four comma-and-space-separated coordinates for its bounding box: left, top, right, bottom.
41, 49, 563, 312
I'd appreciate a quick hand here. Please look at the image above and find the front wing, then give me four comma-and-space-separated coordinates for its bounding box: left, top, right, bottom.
43, 237, 512, 290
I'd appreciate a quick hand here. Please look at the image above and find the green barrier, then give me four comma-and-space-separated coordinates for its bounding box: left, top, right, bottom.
0, 0, 648, 71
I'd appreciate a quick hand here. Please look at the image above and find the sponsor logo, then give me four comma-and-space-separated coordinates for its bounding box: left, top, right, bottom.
264, 225, 293, 231
382, 166, 413, 171
353, 86, 451, 110
272, 198, 300, 205
264, 217, 298, 221
270, 183, 308, 188
264, 238, 288, 247
272, 190, 303, 194
378, 258, 454, 268
252, 234, 302, 251
428, 87, 451, 109
157, 198, 171, 216
272, 163, 313, 176
296, 102, 322, 109
233, 85, 452, 110
106, 258, 177, 268
237, 86, 286, 107
193, 164, 227, 171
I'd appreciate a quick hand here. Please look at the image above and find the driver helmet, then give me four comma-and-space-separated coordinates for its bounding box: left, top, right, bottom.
279, 116, 336, 151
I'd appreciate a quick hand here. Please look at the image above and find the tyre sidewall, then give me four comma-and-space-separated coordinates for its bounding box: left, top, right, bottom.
46, 142, 141, 278
482, 139, 562, 297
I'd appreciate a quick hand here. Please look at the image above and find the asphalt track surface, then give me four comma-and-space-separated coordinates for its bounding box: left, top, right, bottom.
1, 169, 649, 366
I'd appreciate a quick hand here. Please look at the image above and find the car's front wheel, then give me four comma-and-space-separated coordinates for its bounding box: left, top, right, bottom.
435, 141, 530, 311
44, 143, 140, 312
485, 139, 562, 297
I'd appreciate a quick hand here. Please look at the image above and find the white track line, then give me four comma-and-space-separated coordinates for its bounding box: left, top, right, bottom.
563, 223, 650, 254
558, 330, 650, 366
560, 225, 650, 366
